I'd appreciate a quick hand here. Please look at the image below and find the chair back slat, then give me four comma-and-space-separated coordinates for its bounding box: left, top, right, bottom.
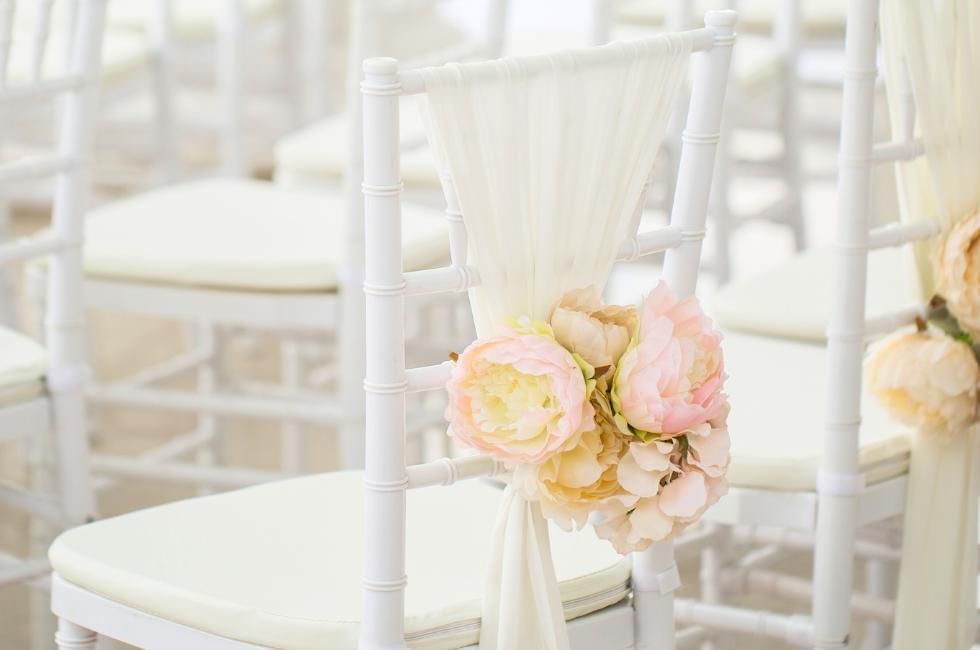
29, 0, 56, 80
0, 0, 14, 86
360, 13, 735, 648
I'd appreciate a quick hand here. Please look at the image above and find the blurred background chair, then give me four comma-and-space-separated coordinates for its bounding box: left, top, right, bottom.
0, 0, 105, 643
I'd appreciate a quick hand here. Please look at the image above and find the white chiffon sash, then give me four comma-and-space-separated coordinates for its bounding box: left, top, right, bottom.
880, 2, 980, 646
480, 487, 569, 650
418, 36, 691, 647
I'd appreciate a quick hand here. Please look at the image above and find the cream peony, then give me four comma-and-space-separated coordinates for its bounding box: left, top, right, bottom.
550, 286, 637, 370
934, 210, 980, 338
517, 410, 629, 530
865, 329, 979, 438
446, 325, 595, 465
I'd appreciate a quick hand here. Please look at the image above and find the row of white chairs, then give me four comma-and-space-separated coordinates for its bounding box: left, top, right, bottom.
2, 0, 968, 649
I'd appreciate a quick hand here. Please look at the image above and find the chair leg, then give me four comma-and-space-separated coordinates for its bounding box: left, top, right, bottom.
860, 558, 892, 649
195, 321, 222, 493
55, 619, 96, 650
633, 540, 678, 650
280, 339, 305, 473
812, 495, 858, 649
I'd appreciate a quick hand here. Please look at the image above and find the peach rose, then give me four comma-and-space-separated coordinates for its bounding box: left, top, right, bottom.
865, 329, 979, 438
446, 324, 595, 464
612, 281, 727, 439
934, 211, 980, 338
550, 286, 638, 370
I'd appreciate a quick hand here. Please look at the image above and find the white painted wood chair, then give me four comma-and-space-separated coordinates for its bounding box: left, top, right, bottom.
667, 2, 950, 647
46, 13, 736, 648
0, 0, 105, 587
272, 0, 509, 194
593, 0, 807, 285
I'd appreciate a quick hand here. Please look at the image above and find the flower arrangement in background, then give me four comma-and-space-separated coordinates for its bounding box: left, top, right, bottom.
866, 211, 980, 437
446, 282, 730, 554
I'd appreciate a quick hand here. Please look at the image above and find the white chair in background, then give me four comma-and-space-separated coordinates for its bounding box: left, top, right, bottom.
667, 2, 955, 648
80, 0, 488, 490
593, 0, 807, 285
107, 0, 311, 177
0, 0, 104, 586
272, 0, 508, 194
45, 13, 735, 648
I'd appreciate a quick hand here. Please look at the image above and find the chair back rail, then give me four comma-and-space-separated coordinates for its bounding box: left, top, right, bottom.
0, 0, 106, 526
361, 12, 735, 648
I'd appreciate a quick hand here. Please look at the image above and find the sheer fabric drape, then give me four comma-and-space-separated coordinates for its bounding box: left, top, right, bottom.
881, 2, 980, 648
419, 35, 692, 648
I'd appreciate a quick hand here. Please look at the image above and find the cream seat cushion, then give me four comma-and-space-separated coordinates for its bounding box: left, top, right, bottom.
83, 179, 449, 292
108, 0, 285, 40
711, 247, 922, 342
273, 108, 440, 189
50, 472, 631, 649
724, 331, 910, 492
617, 0, 847, 39
0, 326, 46, 407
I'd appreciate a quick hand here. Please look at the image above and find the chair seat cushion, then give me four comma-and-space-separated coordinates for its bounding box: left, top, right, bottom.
616, 0, 847, 38
83, 179, 449, 292
724, 331, 910, 492
108, 0, 286, 39
274, 109, 440, 189
711, 247, 923, 342
0, 326, 46, 407
49, 472, 631, 649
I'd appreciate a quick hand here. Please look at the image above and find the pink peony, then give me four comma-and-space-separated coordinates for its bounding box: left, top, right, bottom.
611, 281, 727, 438
596, 407, 730, 552
446, 325, 595, 465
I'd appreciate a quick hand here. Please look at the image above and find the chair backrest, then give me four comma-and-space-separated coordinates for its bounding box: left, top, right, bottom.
0, 0, 106, 523
359, 11, 735, 647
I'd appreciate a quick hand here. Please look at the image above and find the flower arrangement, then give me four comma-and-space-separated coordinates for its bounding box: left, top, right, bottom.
446, 282, 730, 554
866, 211, 980, 437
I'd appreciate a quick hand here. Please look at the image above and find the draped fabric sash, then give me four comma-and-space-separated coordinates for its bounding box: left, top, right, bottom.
881, 2, 980, 647
418, 36, 691, 648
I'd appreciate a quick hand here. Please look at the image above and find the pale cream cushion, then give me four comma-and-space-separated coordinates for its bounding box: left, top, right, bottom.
724, 331, 910, 492
0, 326, 46, 407
108, 0, 286, 39
617, 0, 847, 38
711, 247, 922, 342
273, 108, 440, 189
83, 179, 450, 292
50, 472, 631, 649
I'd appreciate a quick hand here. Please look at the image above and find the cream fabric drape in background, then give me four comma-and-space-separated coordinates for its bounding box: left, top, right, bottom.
881, 1, 980, 648
419, 35, 692, 648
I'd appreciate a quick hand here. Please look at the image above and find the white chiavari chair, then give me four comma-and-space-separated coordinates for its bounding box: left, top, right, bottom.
45, 12, 735, 648
670, 2, 955, 648
0, 0, 105, 586
591, 0, 806, 285
272, 0, 509, 195
80, 0, 480, 490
